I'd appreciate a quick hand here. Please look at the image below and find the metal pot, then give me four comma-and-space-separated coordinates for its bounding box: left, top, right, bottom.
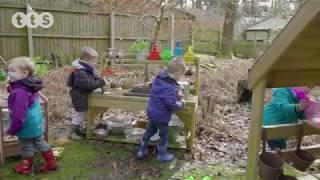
106, 115, 133, 135
124, 128, 145, 141
93, 123, 109, 138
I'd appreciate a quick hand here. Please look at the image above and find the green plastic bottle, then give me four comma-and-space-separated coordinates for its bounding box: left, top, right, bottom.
161, 46, 172, 62
0, 69, 6, 82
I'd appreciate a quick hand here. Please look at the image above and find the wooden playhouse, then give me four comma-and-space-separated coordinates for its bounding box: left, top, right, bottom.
246, 0, 320, 179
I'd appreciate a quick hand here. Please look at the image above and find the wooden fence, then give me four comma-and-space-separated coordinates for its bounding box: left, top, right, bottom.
0, 0, 193, 62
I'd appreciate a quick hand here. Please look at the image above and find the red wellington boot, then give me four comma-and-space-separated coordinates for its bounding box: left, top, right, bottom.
39, 149, 57, 172
14, 157, 33, 175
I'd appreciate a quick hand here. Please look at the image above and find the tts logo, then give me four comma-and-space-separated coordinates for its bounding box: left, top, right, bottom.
12, 11, 54, 28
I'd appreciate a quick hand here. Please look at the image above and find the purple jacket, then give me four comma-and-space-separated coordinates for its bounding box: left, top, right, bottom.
146, 70, 184, 123
7, 77, 43, 136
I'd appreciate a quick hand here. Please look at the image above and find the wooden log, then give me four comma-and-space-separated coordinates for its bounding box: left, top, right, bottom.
237, 79, 252, 103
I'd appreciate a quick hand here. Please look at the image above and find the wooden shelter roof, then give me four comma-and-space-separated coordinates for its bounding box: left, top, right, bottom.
248, 0, 320, 89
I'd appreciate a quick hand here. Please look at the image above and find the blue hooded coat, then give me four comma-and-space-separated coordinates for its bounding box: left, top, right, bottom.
147, 70, 184, 123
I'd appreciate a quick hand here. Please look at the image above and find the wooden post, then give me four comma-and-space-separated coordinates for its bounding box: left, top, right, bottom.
254, 32, 257, 58
110, 11, 115, 49
245, 78, 266, 180
26, 1, 34, 58
170, 14, 175, 54
0, 107, 4, 165
195, 57, 200, 96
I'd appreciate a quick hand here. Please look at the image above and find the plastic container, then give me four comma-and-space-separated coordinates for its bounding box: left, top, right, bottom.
168, 114, 184, 143
184, 46, 195, 64
148, 43, 160, 60
174, 41, 183, 57
160, 46, 172, 62
178, 81, 190, 98
136, 50, 148, 61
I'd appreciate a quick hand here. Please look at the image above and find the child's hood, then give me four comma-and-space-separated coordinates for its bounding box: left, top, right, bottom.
152, 70, 178, 94
72, 59, 86, 69
10, 76, 43, 93
72, 59, 94, 72
291, 87, 310, 101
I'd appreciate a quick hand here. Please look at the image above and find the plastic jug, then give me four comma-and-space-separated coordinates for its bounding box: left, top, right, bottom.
184, 46, 195, 64
160, 46, 172, 62
148, 43, 160, 60
174, 41, 183, 57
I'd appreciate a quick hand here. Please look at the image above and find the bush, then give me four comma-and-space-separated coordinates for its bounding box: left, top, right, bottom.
129, 40, 150, 54
32, 56, 50, 76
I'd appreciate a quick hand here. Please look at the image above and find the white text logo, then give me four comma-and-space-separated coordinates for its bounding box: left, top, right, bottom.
12, 12, 54, 28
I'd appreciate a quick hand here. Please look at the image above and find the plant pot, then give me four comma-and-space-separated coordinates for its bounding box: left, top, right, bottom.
136, 51, 147, 61
259, 152, 284, 180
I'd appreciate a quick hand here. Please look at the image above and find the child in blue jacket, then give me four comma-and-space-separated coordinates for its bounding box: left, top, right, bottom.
137, 58, 186, 162
263, 87, 310, 149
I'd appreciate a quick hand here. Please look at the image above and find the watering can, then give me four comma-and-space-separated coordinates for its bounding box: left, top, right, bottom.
174, 41, 183, 57
184, 46, 195, 64
160, 46, 172, 62
148, 43, 160, 60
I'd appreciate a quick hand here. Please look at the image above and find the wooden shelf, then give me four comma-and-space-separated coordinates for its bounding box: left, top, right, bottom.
104, 58, 199, 65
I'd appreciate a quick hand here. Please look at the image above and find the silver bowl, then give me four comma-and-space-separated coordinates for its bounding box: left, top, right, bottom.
124, 128, 145, 141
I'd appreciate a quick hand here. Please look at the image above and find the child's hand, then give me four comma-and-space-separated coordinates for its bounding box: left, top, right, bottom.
298, 99, 308, 111
181, 100, 186, 107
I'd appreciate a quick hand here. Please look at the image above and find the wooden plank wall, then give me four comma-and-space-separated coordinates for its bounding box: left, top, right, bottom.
0, 0, 191, 62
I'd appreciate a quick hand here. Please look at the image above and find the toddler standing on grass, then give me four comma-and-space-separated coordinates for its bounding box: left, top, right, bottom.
67, 47, 106, 140
6, 57, 57, 175
137, 58, 186, 162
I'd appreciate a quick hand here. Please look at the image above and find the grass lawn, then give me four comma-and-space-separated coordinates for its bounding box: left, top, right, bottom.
7, 140, 310, 180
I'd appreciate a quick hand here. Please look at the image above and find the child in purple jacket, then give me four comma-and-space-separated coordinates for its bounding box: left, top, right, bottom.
137, 58, 186, 162
6, 57, 57, 175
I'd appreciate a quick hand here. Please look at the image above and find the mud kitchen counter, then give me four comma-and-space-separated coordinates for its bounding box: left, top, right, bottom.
86, 89, 198, 152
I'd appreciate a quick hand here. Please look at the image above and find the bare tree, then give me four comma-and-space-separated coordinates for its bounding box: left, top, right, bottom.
221, 0, 239, 58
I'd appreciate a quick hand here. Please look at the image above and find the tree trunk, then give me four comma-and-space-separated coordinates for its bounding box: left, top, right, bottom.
154, 4, 165, 41
195, 0, 202, 9
221, 0, 238, 58
251, 0, 256, 17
